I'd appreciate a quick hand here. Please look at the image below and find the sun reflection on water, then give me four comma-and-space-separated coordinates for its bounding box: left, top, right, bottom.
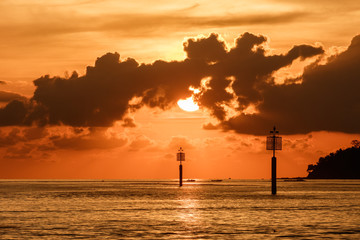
175, 186, 206, 237
178, 199, 198, 222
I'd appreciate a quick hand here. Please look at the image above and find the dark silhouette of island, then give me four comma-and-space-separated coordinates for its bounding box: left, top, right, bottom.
307, 140, 360, 179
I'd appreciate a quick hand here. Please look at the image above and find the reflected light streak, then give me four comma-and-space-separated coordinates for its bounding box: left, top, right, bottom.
177, 187, 201, 229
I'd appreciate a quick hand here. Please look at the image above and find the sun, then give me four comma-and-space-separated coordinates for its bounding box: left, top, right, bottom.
177, 97, 199, 112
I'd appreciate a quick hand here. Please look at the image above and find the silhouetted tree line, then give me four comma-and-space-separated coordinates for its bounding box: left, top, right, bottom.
307, 140, 360, 179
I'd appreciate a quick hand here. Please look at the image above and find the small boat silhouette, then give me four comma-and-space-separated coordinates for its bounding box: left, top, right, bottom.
284, 178, 305, 182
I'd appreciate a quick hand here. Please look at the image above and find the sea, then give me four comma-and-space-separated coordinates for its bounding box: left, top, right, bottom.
0, 179, 359, 239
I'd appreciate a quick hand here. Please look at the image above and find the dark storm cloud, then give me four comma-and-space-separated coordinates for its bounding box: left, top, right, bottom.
1, 32, 359, 135
0, 91, 28, 127
22, 52, 206, 127
0, 100, 28, 126
192, 32, 324, 120
220, 34, 360, 135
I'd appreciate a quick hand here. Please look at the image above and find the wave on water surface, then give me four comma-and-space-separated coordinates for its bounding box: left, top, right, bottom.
0, 179, 359, 239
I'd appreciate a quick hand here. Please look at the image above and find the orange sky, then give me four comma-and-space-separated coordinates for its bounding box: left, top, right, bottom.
0, 0, 360, 179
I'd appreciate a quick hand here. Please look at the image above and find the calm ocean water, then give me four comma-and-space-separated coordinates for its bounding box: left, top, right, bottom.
0, 179, 359, 239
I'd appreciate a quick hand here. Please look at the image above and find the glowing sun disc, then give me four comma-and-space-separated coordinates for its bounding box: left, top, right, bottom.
177, 97, 199, 112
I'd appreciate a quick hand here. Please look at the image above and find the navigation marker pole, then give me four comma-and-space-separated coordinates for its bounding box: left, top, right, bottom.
177, 147, 185, 187
266, 126, 282, 195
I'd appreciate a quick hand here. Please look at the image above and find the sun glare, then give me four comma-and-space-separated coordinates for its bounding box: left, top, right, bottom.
177, 97, 199, 112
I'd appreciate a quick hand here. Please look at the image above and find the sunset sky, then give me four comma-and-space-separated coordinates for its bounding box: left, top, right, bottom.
0, 0, 359, 179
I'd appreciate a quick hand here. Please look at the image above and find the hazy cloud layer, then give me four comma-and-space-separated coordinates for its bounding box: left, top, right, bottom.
129, 135, 153, 151
0, 91, 27, 103
168, 136, 195, 151
0, 126, 128, 160
1, 32, 359, 135
0, 6, 307, 40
